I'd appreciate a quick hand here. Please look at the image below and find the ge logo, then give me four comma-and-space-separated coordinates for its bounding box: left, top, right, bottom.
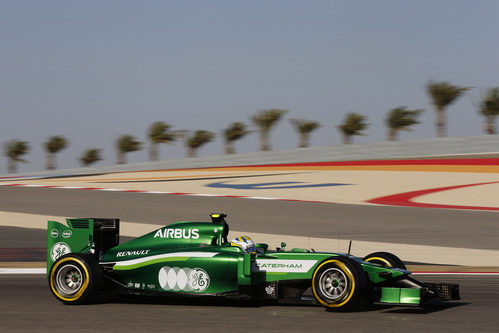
50, 242, 71, 261
188, 268, 210, 292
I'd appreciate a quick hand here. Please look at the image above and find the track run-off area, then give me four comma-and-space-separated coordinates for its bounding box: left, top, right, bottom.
1, 158, 499, 267
0, 158, 498, 331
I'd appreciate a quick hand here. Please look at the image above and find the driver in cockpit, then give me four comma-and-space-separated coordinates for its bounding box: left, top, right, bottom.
230, 236, 257, 254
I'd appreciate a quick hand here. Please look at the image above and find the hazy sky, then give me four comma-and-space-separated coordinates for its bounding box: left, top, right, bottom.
1, 0, 498, 173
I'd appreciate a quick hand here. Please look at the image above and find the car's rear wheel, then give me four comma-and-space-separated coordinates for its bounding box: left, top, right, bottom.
312, 257, 367, 310
363, 251, 406, 270
49, 253, 102, 304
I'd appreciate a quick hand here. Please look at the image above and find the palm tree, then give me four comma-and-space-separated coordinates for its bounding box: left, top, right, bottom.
80, 148, 102, 167
426, 80, 469, 137
44, 135, 68, 170
386, 107, 423, 141
338, 112, 368, 144
116, 135, 142, 164
251, 109, 288, 151
4, 140, 29, 173
223, 122, 251, 154
185, 130, 214, 157
147, 121, 176, 161
289, 118, 320, 148
478, 88, 499, 134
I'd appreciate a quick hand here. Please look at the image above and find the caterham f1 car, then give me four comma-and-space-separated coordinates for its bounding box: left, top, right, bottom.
47, 214, 459, 310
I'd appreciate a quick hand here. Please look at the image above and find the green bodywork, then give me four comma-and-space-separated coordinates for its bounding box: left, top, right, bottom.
46, 218, 426, 305
379, 288, 422, 305
47, 219, 95, 276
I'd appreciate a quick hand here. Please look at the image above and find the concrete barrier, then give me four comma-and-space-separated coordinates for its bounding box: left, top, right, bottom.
2, 135, 499, 178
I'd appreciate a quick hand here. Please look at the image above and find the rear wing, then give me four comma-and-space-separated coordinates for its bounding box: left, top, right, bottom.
47, 218, 120, 275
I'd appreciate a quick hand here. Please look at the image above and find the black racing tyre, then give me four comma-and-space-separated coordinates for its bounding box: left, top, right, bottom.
49, 253, 103, 305
312, 256, 368, 311
363, 251, 406, 270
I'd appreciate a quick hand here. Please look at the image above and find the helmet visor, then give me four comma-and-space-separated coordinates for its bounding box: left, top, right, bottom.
246, 244, 256, 254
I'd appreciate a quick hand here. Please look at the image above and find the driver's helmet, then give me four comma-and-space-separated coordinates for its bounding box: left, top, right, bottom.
230, 236, 256, 254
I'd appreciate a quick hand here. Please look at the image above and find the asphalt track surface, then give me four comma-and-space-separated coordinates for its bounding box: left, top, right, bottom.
1, 186, 499, 331
0, 275, 498, 332
1, 186, 499, 249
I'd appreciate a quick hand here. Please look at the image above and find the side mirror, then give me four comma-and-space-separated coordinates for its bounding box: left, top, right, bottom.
280, 242, 287, 250
256, 243, 268, 250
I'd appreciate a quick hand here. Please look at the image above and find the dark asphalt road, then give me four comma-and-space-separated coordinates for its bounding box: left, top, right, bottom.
1, 186, 499, 331
0, 275, 497, 332
1, 186, 498, 249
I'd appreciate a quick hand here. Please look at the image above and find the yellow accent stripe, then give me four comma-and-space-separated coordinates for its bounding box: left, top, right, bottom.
49, 257, 90, 302
33, 164, 499, 184
112, 256, 189, 271
125, 165, 499, 173
198, 165, 499, 173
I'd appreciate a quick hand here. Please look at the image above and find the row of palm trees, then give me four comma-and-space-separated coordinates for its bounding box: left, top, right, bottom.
3, 81, 499, 173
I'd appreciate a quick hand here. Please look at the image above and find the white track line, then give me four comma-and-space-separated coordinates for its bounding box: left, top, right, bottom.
0, 268, 46, 274
0, 183, 328, 204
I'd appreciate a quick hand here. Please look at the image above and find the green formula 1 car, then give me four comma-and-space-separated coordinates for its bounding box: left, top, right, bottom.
46, 213, 459, 310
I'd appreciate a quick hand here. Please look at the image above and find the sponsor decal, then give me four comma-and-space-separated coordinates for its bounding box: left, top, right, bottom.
62, 230, 72, 238
265, 285, 275, 295
105, 252, 219, 270
50, 229, 59, 238
188, 268, 210, 292
50, 242, 71, 261
154, 228, 199, 239
252, 259, 317, 273
127, 282, 148, 290
116, 249, 151, 257
158, 266, 210, 292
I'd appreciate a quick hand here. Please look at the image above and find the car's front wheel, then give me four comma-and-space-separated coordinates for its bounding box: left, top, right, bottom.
312, 257, 367, 310
363, 251, 406, 270
49, 253, 102, 304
